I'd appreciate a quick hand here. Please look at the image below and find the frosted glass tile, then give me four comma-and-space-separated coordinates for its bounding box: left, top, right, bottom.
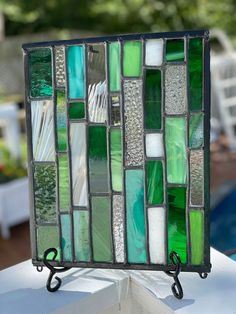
61, 214, 72, 261
148, 207, 165, 264
190, 150, 204, 206
31, 100, 55, 161
165, 65, 187, 114
113, 195, 125, 263
55, 46, 66, 87
70, 123, 88, 206
145, 39, 163, 66
145, 133, 164, 157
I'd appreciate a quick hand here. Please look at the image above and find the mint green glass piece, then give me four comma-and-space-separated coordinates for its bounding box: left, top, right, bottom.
146, 160, 163, 205
168, 187, 187, 264
29, 48, 52, 97
189, 113, 204, 148
69, 102, 85, 119
58, 154, 70, 210
126, 169, 147, 263
56, 90, 67, 151
61, 214, 72, 261
67, 45, 84, 99
123, 41, 142, 77
165, 117, 187, 184
190, 209, 204, 265
166, 39, 185, 62
109, 42, 121, 91
73, 211, 90, 261
92, 197, 112, 262
37, 226, 60, 261
110, 128, 122, 192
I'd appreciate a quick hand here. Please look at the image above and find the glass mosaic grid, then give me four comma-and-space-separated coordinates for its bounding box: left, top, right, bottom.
23, 30, 211, 273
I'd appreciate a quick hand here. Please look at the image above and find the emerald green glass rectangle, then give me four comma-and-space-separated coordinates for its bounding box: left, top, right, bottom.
146, 160, 163, 205
110, 128, 122, 192
166, 39, 185, 62
189, 113, 204, 148
37, 226, 60, 260
144, 69, 162, 129
73, 211, 90, 262
123, 41, 142, 77
189, 38, 203, 111
56, 90, 67, 151
69, 102, 85, 119
168, 187, 187, 264
92, 197, 112, 262
58, 154, 70, 211
29, 48, 52, 98
109, 42, 121, 92
189, 209, 204, 265
61, 214, 73, 261
126, 169, 147, 263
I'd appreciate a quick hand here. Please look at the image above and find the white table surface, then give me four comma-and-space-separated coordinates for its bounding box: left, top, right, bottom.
0, 248, 235, 314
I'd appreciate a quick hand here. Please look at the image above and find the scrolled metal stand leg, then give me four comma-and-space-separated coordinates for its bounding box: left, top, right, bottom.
199, 272, 208, 279
164, 251, 184, 300
42, 248, 71, 292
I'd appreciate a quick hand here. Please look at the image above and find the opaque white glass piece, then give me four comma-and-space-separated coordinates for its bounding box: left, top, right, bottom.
145, 133, 164, 157
145, 39, 163, 66
70, 123, 88, 206
31, 100, 55, 161
148, 207, 165, 264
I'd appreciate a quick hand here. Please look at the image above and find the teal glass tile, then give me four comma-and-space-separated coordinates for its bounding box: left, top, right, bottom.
61, 214, 73, 261
73, 211, 90, 262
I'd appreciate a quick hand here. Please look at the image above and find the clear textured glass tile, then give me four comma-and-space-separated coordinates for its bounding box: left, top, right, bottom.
61, 214, 73, 261
113, 195, 125, 263
145, 39, 163, 66
145, 133, 164, 157
165, 65, 187, 114
190, 150, 204, 206
124, 80, 143, 166
110, 95, 121, 126
55, 46, 66, 87
31, 100, 55, 161
73, 211, 90, 262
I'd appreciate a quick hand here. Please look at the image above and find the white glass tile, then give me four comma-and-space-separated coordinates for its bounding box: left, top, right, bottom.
145, 39, 163, 66
145, 133, 164, 157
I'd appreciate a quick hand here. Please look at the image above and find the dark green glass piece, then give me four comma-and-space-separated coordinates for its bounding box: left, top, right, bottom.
69, 102, 85, 119
73, 211, 90, 262
56, 90, 67, 151
166, 39, 184, 62
168, 187, 187, 264
58, 154, 70, 211
189, 113, 204, 148
29, 48, 52, 98
110, 128, 122, 192
190, 209, 204, 265
123, 41, 142, 77
92, 197, 112, 262
61, 214, 72, 261
144, 69, 162, 129
146, 160, 163, 205
88, 126, 108, 192
37, 226, 60, 260
189, 38, 203, 111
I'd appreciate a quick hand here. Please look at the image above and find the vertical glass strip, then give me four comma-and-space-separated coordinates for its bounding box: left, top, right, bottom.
190, 150, 204, 206
123, 41, 142, 77
61, 214, 73, 261
109, 42, 121, 92
34, 164, 56, 223
189, 38, 203, 111
73, 211, 90, 262
88, 126, 108, 193
55, 46, 66, 87
146, 160, 163, 205
56, 90, 67, 152
144, 69, 161, 129
58, 154, 70, 211
166, 39, 185, 62
92, 197, 112, 262
168, 187, 187, 264
145, 39, 163, 66
29, 48, 52, 98
37, 226, 60, 260
189, 113, 204, 148
31, 100, 55, 161
110, 95, 121, 126
165, 117, 187, 184
67, 45, 84, 99
148, 207, 165, 264
70, 123, 88, 206
189, 209, 204, 265
113, 195, 124, 263
124, 80, 143, 166
126, 169, 147, 263
110, 128, 122, 192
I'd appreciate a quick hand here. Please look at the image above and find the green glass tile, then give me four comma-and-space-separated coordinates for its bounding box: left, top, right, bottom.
56, 90, 67, 151
34, 164, 56, 223
190, 209, 204, 265
168, 187, 187, 264
189, 113, 204, 148
165, 117, 187, 184
37, 226, 60, 261
110, 128, 122, 192
69, 102, 85, 119
58, 154, 70, 210
67, 45, 84, 99
92, 197, 112, 262
146, 160, 163, 205
144, 69, 162, 129
29, 48, 52, 98
61, 214, 72, 261
73, 211, 90, 262
166, 39, 185, 62
123, 41, 142, 77
88, 126, 108, 192
126, 169, 147, 263
109, 42, 121, 92
189, 38, 203, 111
